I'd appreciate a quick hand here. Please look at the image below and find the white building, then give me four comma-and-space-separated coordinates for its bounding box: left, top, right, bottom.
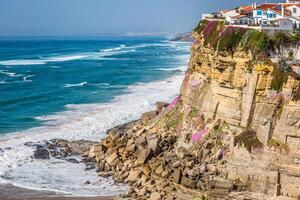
286, 0, 300, 4
221, 10, 239, 23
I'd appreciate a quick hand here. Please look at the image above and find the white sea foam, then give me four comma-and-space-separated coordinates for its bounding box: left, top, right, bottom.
23, 75, 35, 82
0, 70, 23, 77
45, 55, 88, 62
64, 82, 88, 88
0, 60, 47, 66
152, 65, 187, 72
102, 44, 126, 52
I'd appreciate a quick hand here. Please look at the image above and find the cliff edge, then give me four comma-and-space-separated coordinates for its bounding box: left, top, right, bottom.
88, 20, 300, 199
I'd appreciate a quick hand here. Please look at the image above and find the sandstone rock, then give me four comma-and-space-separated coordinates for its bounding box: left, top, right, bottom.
149, 192, 161, 200
127, 170, 142, 182
172, 160, 181, 168
148, 137, 161, 155
181, 176, 196, 189
136, 148, 154, 165
141, 111, 157, 124
106, 152, 119, 167
155, 102, 169, 113
135, 136, 146, 147
173, 168, 182, 184
155, 165, 164, 175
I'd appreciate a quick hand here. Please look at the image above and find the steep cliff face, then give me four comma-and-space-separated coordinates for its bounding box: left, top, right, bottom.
178, 30, 300, 197
89, 22, 300, 200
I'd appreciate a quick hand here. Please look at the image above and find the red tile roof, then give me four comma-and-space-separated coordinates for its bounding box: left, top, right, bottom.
269, 8, 292, 17
257, 3, 278, 10
241, 5, 254, 11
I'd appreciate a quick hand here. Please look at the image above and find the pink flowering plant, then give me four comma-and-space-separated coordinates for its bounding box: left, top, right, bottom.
189, 79, 201, 90
167, 96, 180, 110
191, 126, 208, 142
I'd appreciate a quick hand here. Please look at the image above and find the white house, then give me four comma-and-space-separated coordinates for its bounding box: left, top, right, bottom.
285, 4, 300, 16
286, 0, 300, 4
221, 10, 239, 23
231, 15, 254, 25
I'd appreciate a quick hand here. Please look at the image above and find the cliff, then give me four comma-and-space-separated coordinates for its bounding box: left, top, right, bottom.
88, 21, 300, 199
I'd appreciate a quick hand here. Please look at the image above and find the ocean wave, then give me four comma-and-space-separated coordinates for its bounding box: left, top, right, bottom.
64, 82, 88, 88
0, 74, 185, 195
101, 44, 126, 52
0, 42, 190, 66
152, 66, 187, 72
23, 75, 35, 82
45, 55, 88, 62
0, 70, 23, 77
0, 60, 47, 66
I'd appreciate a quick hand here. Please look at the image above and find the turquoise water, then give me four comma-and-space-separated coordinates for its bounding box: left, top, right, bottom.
0, 37, 190, 195
0, 36, 190, 134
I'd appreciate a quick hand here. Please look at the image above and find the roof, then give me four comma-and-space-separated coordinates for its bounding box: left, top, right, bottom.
221, 10, 230, 13
241, 5, 254, 11
257, 3, 278, 10
269, 8, 292, 17
285, 4, 300, 8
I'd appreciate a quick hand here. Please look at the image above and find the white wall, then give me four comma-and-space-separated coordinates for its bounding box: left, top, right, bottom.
224, 10, 238, 22
286, 5, 300, 17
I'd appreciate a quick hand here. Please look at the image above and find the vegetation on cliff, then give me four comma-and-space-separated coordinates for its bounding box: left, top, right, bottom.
194, 20, 300, 59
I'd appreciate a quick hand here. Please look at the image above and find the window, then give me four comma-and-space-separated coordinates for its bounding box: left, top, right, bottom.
257, 10, 262, 15
293, 8, 297, 14
263, 11, 267, 16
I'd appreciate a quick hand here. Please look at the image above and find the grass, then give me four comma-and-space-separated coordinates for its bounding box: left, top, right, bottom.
268, 138, 289, 152
165, 104, 183, 130
189, 107, 199, 118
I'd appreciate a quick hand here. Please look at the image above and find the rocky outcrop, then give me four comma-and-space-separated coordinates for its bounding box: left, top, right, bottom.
87, 25, 300, 199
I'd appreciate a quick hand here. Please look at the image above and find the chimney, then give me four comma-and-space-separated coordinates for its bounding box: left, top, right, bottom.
254, 2, 257, 9
282, 4, 285, 18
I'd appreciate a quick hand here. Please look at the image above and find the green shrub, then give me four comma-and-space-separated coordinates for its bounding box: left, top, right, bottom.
194, 20, 208, 34
234, 130, 263, 153
268, 138, 289, 152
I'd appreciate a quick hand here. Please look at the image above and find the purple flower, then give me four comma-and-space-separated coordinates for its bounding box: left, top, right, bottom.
203, 21, 217, 40
191, 127, 208, 142
167, 96, 180, 110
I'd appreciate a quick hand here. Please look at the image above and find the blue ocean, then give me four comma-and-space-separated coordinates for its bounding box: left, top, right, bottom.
0, 36, 190, 195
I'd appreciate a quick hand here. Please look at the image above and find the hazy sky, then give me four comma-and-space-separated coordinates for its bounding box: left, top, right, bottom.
0, 0, 283, 36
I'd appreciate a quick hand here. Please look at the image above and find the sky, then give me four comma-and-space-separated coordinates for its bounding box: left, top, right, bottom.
0, 0, 283, 36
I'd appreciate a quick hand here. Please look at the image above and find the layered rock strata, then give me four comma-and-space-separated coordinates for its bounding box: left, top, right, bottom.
88, 29, 300, 199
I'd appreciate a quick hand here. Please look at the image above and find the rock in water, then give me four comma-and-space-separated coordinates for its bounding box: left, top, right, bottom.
33, 148, 50, 159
